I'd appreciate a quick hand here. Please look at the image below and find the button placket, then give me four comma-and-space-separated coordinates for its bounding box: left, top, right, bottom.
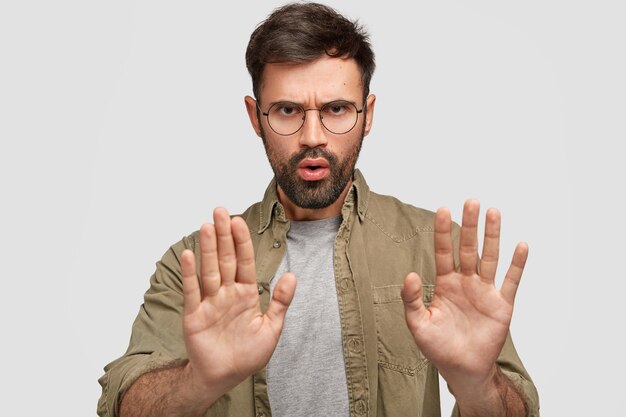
333, 209, 370, 417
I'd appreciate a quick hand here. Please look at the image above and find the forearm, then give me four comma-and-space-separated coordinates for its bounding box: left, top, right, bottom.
452, 366, 527, 417
119, 361, 222, 417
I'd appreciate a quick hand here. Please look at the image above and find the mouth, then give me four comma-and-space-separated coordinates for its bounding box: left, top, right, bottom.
297, 158, 330, 181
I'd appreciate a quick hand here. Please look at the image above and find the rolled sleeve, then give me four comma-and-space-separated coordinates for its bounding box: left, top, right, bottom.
97, 351, 180, 416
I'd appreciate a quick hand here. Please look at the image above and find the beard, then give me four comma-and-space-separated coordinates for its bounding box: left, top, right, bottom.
261, 129, 364, 210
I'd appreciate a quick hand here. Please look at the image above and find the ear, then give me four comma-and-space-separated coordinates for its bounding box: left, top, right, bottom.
363, 94, 376, 137
244, 95, 262, 137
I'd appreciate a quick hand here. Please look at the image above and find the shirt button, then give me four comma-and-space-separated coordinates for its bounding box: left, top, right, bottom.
258, 284, 264, 295
355, 399, 367, 414
339, 278, 352, 292
348, 337, 363, 353
272, 240, 281, 249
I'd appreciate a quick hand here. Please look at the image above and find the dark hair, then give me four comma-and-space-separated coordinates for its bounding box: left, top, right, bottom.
245, 2, 375, 101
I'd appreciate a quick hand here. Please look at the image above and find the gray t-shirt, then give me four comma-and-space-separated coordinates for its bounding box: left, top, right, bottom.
267, 215, 349, 417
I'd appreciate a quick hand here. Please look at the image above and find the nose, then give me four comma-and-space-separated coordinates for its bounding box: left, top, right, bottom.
298, 109, 328, 148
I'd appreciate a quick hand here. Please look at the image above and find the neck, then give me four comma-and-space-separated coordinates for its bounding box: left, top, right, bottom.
277, 180, 352, 221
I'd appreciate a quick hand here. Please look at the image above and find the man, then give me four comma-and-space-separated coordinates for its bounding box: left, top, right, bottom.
98, 3, 539, 417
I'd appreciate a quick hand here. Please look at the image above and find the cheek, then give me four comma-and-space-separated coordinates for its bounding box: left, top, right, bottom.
264, 139, 294, 163
337, 136, 363, 157
269, 141, 291, 156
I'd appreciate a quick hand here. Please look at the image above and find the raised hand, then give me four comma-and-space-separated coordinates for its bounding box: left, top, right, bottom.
180, 207, 296, 398
401, 200, 528, 395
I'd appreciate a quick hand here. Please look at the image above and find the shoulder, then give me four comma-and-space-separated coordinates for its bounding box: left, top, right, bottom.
171, 201, 262, 255
239, 201, 263, 233
363, 191, 437, 242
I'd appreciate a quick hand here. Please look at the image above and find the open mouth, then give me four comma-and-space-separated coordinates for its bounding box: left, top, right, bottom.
298, 158, 329, 169
297, 158, 330, 181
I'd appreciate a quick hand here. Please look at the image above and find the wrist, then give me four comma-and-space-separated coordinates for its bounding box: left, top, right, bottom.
448, 366, 527, 417
183, 361, 238, 406
447, 365, 501, 409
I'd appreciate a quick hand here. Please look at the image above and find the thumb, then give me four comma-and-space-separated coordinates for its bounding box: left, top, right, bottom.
265, 272, 297, 335
401, 272, 427, 323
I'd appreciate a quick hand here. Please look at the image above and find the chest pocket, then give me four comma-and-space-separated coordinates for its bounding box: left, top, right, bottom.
372, 284, 434, 376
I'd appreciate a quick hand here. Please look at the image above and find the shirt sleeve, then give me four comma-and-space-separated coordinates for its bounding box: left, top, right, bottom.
97, 233, 198, 417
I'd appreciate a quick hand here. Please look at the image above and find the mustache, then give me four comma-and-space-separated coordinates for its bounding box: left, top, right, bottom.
288, 147, 337, 168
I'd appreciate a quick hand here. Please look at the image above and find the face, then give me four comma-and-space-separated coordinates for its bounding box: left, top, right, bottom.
245, 56, 376, 215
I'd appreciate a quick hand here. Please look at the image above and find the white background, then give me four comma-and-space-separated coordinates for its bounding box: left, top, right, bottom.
1, 0, 624, 415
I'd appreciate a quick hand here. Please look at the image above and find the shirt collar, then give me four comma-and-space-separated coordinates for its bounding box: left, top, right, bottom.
257, 168, 370, 234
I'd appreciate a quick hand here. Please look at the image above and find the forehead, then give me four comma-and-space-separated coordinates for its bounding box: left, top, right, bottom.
259, 56, 363, 103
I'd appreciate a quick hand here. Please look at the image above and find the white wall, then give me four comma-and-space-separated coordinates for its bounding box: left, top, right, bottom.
1, 0, 623, 415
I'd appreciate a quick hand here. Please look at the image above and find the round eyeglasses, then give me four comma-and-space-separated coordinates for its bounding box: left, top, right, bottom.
257, 100, 364, 136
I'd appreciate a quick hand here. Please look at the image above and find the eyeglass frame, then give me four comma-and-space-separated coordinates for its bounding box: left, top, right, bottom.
255, 99, 366, 136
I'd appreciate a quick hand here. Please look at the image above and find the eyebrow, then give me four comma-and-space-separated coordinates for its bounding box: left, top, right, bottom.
267, 98, 358, 108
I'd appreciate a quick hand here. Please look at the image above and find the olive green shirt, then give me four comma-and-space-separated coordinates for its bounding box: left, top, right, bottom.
98, 170, 539, 417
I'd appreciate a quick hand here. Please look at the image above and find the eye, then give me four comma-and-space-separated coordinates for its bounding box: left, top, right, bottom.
322, 101, 352, 117
272, 102, 302, 117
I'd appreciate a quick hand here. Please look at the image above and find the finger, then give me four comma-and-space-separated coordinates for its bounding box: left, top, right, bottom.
265, 273, 297, 337
501, 242, 529, 305
401, 272, 428, 328
459, 199, 480, 276
434, 207, 456, 276
199, 223, 220, 297
231, 216, 257, 284
213, 207, 237, 285
479, 208, 501, 285
181, 249, 201, 315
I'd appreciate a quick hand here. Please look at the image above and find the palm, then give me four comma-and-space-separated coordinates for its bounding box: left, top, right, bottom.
184, 282, 268, 381
180, 208, 296, 391
412, 270, 512, 376
402, 200, 528, 383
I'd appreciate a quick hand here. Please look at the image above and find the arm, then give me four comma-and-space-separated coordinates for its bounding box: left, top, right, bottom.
105, 208, 295, 417
119, 361, 214, 417
402, 200, 536, 416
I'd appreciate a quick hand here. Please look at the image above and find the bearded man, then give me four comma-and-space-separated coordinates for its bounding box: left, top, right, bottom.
98, 3, 539, 417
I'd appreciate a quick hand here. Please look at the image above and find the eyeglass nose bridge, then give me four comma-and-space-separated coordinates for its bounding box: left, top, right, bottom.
301, 107, 325, 122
